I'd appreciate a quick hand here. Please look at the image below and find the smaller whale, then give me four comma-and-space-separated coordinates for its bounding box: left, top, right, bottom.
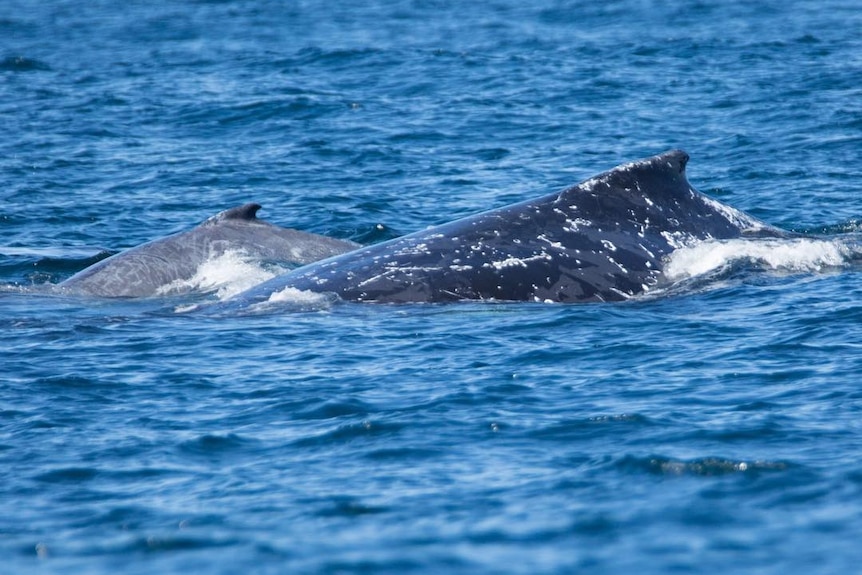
60, 203, 359, 298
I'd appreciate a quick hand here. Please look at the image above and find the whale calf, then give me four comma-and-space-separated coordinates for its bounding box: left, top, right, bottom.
224, 150, 788, 307
60, 203, 359, 297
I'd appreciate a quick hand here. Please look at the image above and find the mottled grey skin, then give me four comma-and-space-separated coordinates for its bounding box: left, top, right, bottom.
226, 150, 787, 307
60, 203, 359, 297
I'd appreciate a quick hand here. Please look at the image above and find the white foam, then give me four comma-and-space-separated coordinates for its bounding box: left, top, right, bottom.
266, 287, 334, 305
242, 286, 336, 313
157, 250, 283, 300
664, 237, 852, 282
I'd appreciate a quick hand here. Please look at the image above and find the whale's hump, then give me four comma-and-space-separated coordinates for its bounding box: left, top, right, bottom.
204, 203, 263, 226
555, 149, 696, 218
590, 149, 689, 192
220, 203, 262, 221
653, 149, 689, 174
621, 148, 689, 175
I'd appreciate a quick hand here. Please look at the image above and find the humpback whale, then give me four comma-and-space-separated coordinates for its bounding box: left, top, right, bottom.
60, 203, 359, 298
224, 150, 788, 307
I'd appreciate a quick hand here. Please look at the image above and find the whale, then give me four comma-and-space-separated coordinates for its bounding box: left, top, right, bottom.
222, 150, 788, 307
59, 203, 359, 298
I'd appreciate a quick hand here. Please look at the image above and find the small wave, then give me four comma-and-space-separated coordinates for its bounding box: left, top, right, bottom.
0, 246, 107, 259
663, 237, 855, 282
35, 466, 99, 483
618, 455, 789, 477
0, 55, 50, 72
315, 496, 388, 517
293, 398, 376, 421
177, 433, 257, 457
291, 420, 404, 448
0, 247, 112, 288
799, 220, 862, 235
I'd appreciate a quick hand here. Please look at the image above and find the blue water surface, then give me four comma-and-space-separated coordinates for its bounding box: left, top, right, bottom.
2, 1, 862, 573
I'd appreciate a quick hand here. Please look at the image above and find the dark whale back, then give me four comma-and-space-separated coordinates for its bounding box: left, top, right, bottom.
229, 150, 785, 305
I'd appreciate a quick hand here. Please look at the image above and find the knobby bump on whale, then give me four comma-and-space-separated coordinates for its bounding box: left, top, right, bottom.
58, 150, 793, 306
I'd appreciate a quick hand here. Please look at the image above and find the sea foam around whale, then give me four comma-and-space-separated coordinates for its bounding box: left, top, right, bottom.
156, 250, 285, 300
663, 237, 858, 283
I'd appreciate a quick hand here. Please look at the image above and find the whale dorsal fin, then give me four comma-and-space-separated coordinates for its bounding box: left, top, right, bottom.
601, 149, 689, 187
563, 149, 691, 206
217, 203, 262, 222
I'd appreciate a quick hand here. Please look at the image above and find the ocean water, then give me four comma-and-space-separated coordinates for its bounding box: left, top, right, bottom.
2, 1, 862, 573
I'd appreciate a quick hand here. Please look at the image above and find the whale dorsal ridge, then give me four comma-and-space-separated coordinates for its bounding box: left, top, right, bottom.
662, 149, 689, 176
572, 149, 691, 200
622, 149, 689, 178
217, 203, 262, 222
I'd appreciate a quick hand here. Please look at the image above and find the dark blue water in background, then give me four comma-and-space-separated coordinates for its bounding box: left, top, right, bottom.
2, 1, 862, 573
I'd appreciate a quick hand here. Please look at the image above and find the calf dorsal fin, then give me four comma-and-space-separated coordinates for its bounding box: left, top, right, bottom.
218, 203, 262, 221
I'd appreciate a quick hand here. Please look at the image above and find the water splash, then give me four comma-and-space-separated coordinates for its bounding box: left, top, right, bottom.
250, 286, 338, 312
156, 250, 284, 300
663, 237, 856, 282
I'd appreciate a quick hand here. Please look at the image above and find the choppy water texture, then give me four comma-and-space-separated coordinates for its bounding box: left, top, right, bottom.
2, 1, 862, 573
